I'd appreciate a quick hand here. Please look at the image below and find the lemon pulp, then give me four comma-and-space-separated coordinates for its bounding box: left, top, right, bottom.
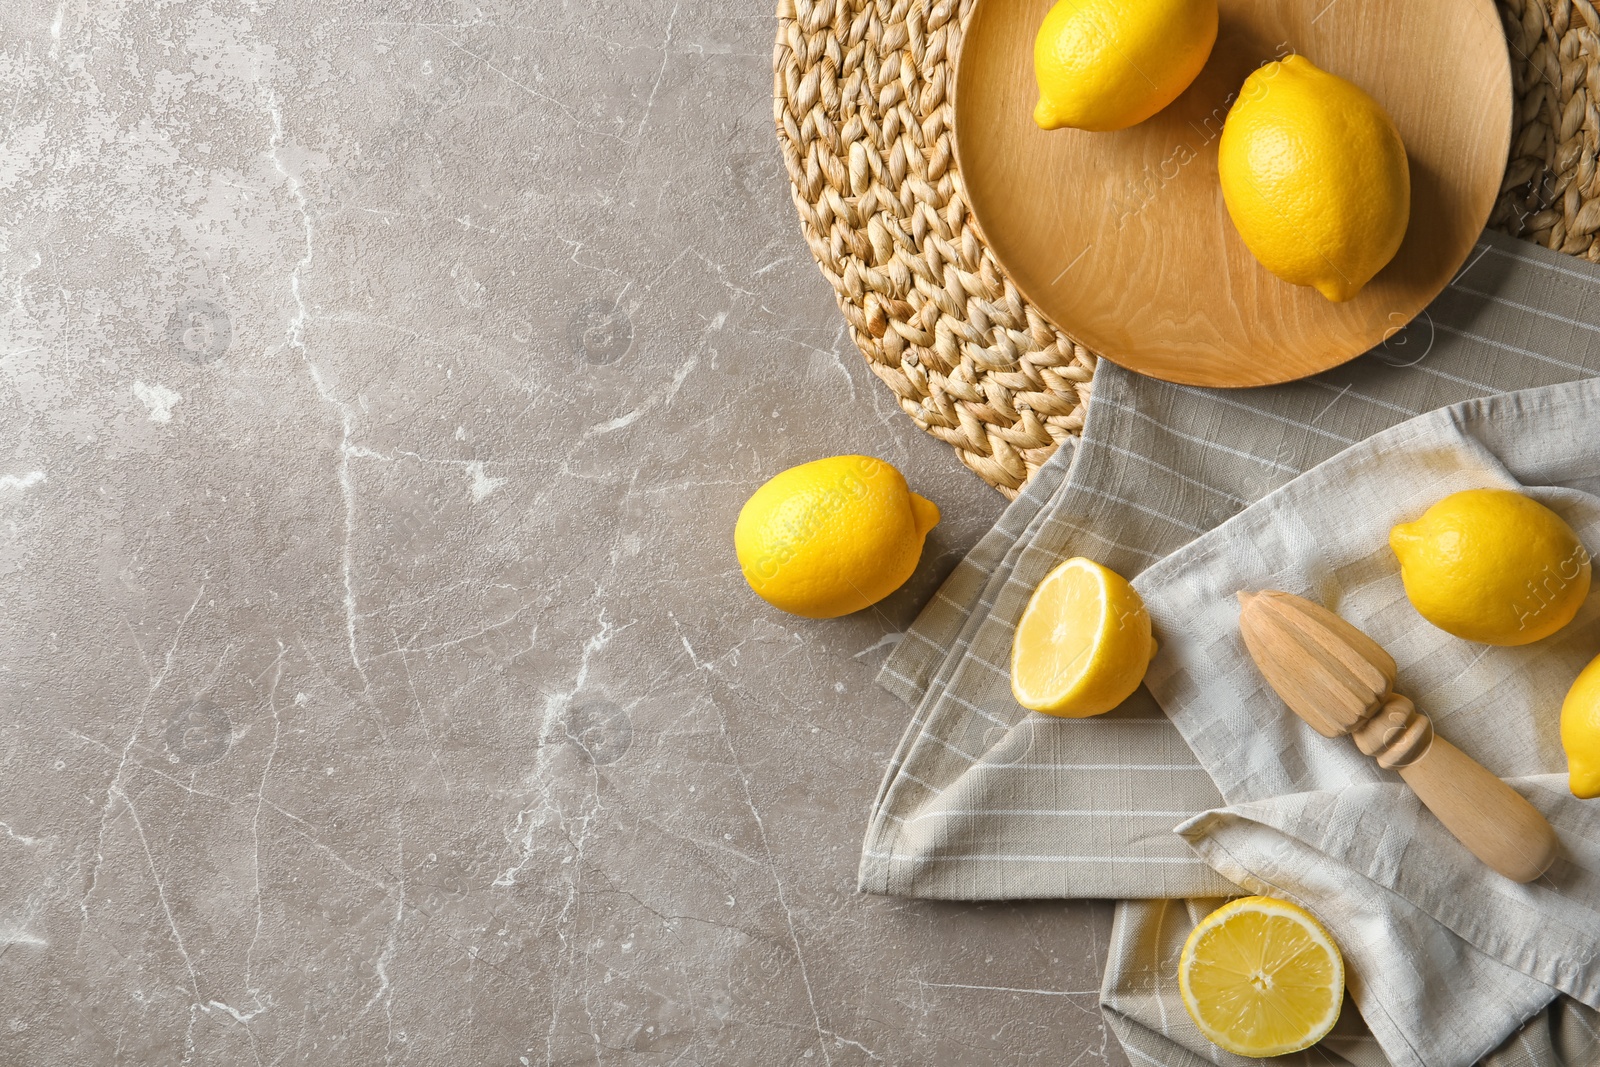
1010, 558, 1152, 718
1179, 896, 1345, 1057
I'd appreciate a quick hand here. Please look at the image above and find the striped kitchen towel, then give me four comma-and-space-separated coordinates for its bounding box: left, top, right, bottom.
1122, 378, 1600, 1067
865, 228, 1600, 1065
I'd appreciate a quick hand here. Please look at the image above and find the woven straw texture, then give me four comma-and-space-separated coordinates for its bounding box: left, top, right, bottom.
773, 0, 1600, 497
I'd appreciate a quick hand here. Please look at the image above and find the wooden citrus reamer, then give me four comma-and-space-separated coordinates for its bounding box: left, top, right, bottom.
1237, 591, 1559, 883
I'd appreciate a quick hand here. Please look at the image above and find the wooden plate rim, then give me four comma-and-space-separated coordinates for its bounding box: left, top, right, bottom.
949, 0, 1515, 388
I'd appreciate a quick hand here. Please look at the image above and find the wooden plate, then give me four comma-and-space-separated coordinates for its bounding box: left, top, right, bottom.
953, 0, 1513, 387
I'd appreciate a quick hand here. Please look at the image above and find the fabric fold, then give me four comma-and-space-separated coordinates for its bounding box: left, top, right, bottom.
1133, 377, 1600, 1065
865, 230, 1600, 1064
1100, 897, 1599, 1067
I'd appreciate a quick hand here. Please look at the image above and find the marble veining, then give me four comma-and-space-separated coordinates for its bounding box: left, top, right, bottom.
0, 2, 1120, 1063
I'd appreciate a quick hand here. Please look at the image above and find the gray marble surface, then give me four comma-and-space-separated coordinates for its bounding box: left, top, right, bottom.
0, 2, 1120, 1063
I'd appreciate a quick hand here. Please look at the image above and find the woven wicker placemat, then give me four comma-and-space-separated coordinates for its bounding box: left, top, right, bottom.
773, 0, 1597, 498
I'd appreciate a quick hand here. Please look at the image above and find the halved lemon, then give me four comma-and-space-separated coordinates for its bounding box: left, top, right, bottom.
1009, 557, 1153, 717
1179, 896, 1345, 1057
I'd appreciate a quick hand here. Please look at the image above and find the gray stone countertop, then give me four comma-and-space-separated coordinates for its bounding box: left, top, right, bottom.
0, 2, 1119, 1063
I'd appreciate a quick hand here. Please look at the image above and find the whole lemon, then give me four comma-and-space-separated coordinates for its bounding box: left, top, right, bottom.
1389, 488, 1591, 646
1561, 652, 1600, 798
1218, 55, 1410, 302
735, 456, 940, 619
1032, 0, 1217, 133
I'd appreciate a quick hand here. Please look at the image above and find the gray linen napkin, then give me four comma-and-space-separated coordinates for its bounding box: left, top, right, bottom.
867, 228, 1600, 1064
1127, 378, 1600, 1067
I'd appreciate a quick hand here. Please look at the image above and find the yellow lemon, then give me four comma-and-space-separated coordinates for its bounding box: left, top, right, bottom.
1032, 0, 1217, 133
735, 455, 939, 619
1389, 488, 1590, 646
1179, 896, 1345, 1057
1218, 55, 1410, 302
1561, 652, 1600, 799
1010, 558, 1153, 717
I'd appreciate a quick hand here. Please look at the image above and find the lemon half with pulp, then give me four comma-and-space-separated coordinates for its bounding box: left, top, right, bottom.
1179, 896, 1345, 1057
1010, 558, 1153, 717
